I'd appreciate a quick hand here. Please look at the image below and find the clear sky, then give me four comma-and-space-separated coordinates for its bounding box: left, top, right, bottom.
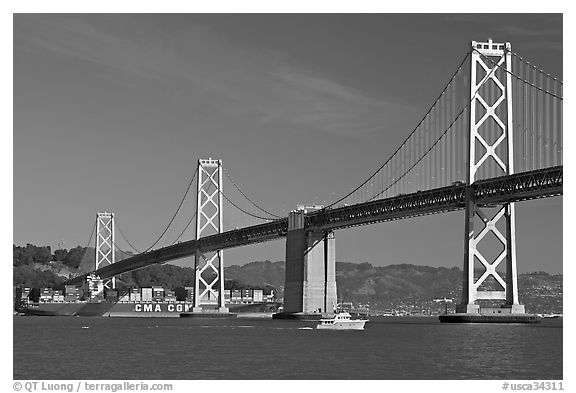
13, 13, 563, 273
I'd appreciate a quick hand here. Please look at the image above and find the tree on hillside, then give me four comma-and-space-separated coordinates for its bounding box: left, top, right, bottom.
53, 248, 68, 262
13, 245, 25, 266
13, 244, 52, 266
63, 246, 86, 269
13, 265, 64, 288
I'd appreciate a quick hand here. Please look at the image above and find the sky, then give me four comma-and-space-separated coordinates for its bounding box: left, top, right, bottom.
12, 13, 563, 273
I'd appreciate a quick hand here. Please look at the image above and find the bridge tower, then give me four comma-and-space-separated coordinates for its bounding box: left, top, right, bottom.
95, 212, 116, 289
193, 158, 228, 313
458, 39, 524, 314
281, 209, 337, 316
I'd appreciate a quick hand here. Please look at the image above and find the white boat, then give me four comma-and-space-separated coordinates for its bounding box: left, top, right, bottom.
316, 312, 368, 330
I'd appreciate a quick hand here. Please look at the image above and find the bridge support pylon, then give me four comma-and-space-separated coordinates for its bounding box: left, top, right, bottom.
278, 209, 337, 318
95, 212, 116, 289
192, 158, 228, 313
457, 39, 524, 315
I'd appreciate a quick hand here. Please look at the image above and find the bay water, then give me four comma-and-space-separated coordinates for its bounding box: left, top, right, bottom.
13, 316, 562, 380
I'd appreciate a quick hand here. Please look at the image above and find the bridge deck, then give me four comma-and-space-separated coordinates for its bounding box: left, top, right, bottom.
64, 166, 561, 285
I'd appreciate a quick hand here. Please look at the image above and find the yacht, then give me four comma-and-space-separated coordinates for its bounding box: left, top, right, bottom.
316, 312, 368, 330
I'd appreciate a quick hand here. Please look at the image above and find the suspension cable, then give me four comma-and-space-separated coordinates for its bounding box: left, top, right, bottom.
510, 50, 562, 84
111, 238, 134, 258
73, 220, 97, 276
223, 167, 282, 218
115, 219, 142, 254
325, 51, 471, 209
220, 189, 278, 221
170, 211, 197, 245
368, 50, 506, 201
81, 220, 96, 256
84, 219, 97, 250
368, 105, 468, 201
142, 167, 198, 252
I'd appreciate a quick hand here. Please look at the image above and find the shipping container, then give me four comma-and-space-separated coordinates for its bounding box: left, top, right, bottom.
64, 285, 78, 295
129, 293, 142, 302
253, 290, 264, 302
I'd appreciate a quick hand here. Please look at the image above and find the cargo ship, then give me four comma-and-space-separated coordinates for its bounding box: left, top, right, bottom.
17, 300, 194, 317
16, 299, 279, 317
14, 274, 279, 317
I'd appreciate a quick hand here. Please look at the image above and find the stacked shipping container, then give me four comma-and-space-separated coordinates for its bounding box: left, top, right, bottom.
152, 287, 164, 302
64, 285, 79, 302
141, 288, 153, 302
130, 288, 141, 302
40, 288, 52, 303
18, 285, 275, 305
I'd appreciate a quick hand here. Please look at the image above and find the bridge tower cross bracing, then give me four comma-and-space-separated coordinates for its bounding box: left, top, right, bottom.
193, 158, 228, 313
458, 39, 524, 314
95, 212, 116, 290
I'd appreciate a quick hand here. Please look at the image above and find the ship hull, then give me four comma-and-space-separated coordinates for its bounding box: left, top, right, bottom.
18, 301, 278, 317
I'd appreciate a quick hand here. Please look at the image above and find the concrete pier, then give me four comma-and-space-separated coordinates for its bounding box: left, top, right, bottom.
441, 305, 536, 323
275, 210, 337, 319
440, 314, 539, 323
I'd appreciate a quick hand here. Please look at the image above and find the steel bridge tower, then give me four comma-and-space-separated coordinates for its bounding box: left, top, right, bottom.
193, 158, 228, 313
95, 212, 116, 289
458, 39, 524, 314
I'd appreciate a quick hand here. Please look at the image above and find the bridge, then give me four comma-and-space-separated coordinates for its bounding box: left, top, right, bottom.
65, 39, 563, 317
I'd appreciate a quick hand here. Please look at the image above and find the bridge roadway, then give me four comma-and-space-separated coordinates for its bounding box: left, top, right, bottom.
64, 166, 562, 285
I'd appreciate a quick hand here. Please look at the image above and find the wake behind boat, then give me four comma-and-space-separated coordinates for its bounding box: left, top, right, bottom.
316, 312, 368, 330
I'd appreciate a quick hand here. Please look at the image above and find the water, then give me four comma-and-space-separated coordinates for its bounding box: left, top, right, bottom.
13, 316, 562, 380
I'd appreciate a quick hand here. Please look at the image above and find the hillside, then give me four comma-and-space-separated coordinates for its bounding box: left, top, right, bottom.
225, 260, 285, 289
225, 261, 562, 313
335, 262, 462, 305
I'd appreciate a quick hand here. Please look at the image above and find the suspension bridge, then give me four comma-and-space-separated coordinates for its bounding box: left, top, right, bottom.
64, 39, 563, 317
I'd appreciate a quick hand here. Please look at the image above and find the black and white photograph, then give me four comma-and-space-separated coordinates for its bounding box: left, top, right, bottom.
10, 7, 565, 389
